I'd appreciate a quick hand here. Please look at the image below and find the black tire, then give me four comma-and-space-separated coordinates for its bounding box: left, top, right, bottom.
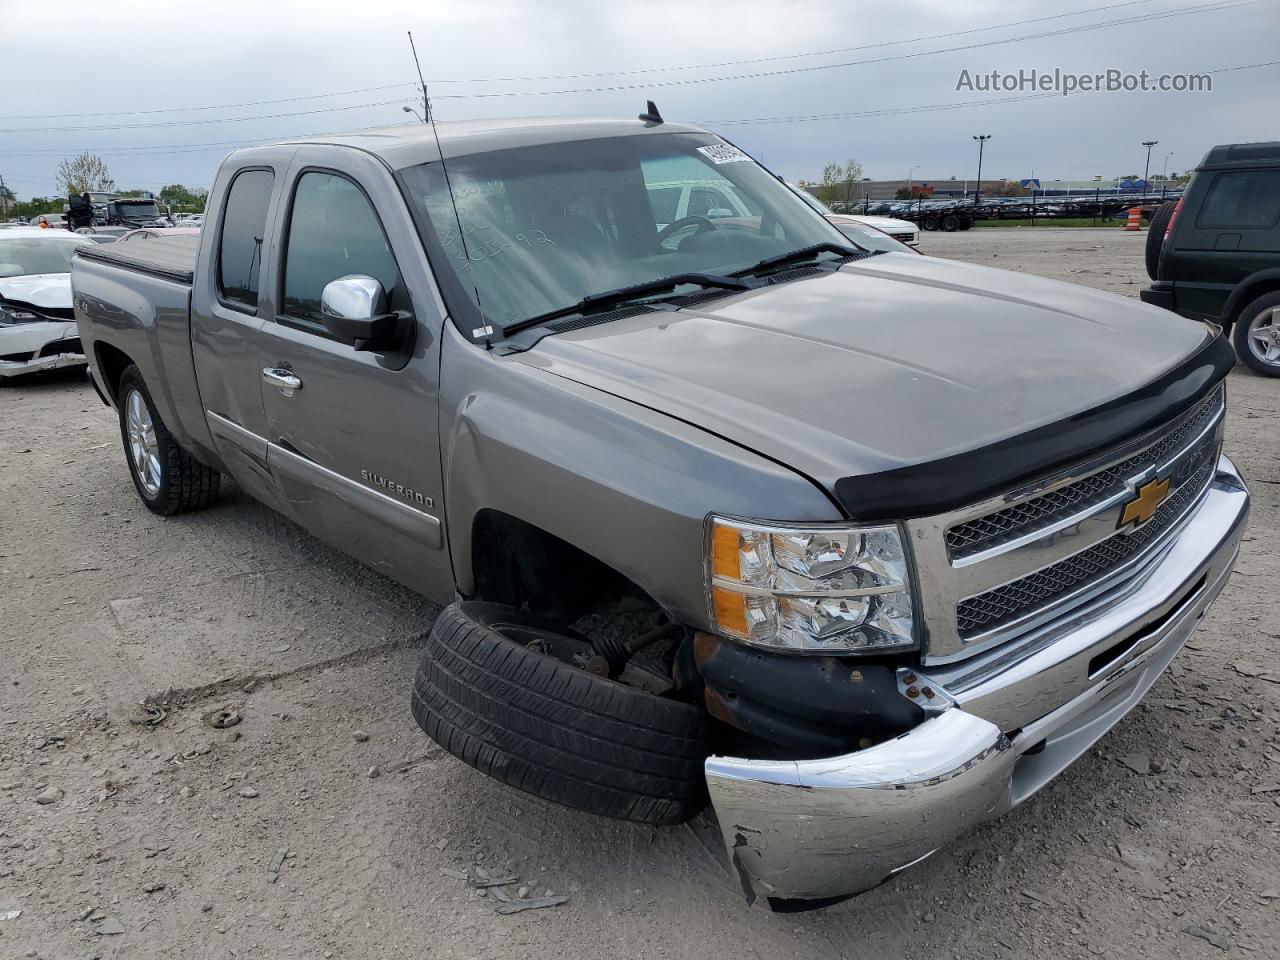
1231, 291, 1280, 378
921, 216, 940, 231
411, 602, 709, 825
1145, 201, 1176, 280
116, 365, 221, 515
957, 218, 973, 231
941, 214, 960, 232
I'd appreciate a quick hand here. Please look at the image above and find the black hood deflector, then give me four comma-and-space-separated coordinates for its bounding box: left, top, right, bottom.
834, 333, 1235, 522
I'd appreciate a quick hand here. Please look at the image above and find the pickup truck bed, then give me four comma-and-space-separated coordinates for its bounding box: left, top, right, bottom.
76, 235, 198, 284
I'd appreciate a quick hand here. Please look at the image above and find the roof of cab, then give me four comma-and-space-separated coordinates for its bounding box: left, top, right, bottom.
1198, 141, 1280, 168
232, 116, 707, 170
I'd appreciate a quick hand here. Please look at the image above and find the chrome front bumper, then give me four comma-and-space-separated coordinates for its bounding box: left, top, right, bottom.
705, 455, 1249, 904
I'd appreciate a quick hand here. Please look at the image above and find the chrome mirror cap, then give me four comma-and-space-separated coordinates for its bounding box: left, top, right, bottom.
321, 275, 386, 321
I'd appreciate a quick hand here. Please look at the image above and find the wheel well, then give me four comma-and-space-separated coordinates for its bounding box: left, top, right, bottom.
93, 342, 134, 403
469, 509, 662, 624
1225, 279, 1280, 327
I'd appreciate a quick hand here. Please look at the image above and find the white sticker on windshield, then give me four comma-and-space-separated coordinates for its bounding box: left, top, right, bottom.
697, 144, 752, 165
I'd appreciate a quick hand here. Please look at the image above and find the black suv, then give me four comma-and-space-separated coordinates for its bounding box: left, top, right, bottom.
1142, 141, 1280, 376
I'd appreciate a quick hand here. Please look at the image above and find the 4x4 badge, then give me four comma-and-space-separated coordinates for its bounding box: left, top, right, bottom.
1118, 476, 1170, 529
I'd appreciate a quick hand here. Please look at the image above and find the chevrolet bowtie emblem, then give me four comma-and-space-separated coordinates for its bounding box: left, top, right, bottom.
1118, 476, 1170, 529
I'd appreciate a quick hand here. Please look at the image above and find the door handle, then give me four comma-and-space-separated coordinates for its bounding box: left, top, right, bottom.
263, 367, 302, 396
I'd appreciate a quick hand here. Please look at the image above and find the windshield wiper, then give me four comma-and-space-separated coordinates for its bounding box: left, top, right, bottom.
502, 272, 749, 337
732, 242, 863, 279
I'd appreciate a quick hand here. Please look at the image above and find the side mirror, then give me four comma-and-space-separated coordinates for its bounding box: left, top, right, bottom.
320, 275, 405, 350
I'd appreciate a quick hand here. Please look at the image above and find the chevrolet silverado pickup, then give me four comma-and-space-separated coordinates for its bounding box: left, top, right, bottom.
71, 113, 1248, 909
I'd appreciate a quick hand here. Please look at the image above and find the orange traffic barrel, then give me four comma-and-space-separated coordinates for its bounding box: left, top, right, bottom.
1124, 207, 1142, 231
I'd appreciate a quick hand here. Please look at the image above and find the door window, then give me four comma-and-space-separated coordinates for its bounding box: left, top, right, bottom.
1196, 171, 1280, 230
218, 169, 274, 309
281, 172, 402, 328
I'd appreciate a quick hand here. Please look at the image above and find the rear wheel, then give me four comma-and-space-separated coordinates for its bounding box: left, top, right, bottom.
411, 602, 709, 825
1233, 292, 1280, 378
1145, 201, 1177, 280
921, 216, 940, 231
116, 365, 221, 514
941, 214, 960, 232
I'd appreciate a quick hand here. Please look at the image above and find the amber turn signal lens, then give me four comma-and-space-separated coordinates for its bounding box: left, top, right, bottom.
711, 522, 742, 580
711, 586, 749, 636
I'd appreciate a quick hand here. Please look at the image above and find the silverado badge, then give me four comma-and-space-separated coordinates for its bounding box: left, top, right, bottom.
1118, 476, 1170, 529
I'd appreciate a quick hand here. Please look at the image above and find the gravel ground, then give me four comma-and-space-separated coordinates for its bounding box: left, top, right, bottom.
2, 227, 1277, 959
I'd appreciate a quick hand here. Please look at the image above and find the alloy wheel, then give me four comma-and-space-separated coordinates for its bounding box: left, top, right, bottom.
125, 387, 162, 496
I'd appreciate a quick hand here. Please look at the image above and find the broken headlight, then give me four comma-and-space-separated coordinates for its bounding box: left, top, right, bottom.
0, 305, 40, 325
706, 516, 915, 653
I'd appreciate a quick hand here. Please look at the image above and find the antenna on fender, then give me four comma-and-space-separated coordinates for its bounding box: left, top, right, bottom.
638, 100, 663, 125
407, 30, 492, 348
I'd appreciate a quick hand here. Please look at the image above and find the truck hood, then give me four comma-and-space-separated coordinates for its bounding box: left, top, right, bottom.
515, 253, 1212, 499
0, 272, 72, 311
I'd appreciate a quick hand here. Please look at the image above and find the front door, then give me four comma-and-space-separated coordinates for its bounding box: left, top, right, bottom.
254, 154, 450, 599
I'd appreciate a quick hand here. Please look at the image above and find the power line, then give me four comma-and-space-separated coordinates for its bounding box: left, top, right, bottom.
0, 82, 419, 122
698, 58, 1280, 126
0, 0, 1258, 134
424, 0, 1165, 82
428, 0, 1260, 101
0, 0, 1163, 121
5, 56, 1275, 170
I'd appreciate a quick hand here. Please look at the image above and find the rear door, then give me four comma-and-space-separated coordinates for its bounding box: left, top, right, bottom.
253, 146, 451, 599
191, 152, 292, 505
1167, 168, 1280, 320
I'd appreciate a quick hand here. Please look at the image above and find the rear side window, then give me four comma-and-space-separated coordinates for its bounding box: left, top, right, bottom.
281, 171, 402, 327
1195, 171, 1280, 230
218, 169, 274, 309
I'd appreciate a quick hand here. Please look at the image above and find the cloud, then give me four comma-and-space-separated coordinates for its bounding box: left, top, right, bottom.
2, 0, 1276, 197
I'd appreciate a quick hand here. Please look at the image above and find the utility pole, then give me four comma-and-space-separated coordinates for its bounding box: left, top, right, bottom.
1142, 140, 1158, 196
972, 135, 991, 206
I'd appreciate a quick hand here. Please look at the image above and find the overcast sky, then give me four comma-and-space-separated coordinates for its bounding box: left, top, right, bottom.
3, 0, 1277, 199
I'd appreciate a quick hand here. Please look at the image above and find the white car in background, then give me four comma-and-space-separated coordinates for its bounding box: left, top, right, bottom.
789, 186, 921, 248
0, 227, 93, 379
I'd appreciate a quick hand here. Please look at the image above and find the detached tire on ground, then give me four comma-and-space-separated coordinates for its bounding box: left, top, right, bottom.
412, 602, 710, 825
1145, 201, 1177, 280
116, 365, 220, 515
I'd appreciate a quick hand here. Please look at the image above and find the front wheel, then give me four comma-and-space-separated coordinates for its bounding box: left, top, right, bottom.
1232, 292, 1280, 378
117, 365, 221, 514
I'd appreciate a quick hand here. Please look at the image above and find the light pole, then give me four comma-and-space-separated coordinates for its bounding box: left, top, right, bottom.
972, 135, 991, 205
403, 105, 424, 123
907, 165, 919, 200
1142, 139, 1158, 195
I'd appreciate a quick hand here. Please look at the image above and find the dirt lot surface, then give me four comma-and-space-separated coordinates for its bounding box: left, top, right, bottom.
2, 227, 1277, 960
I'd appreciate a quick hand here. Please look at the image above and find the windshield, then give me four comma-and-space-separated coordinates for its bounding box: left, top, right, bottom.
89, 193, 118, 204
117, 201, 160, 219
0, 236, 91, 278
399, 133, 850, 334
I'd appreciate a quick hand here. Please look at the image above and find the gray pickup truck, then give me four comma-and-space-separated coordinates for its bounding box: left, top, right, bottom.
71, 114, 1248, 909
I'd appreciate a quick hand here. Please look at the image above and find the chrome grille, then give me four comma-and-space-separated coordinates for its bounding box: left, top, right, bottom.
956, 458, 1214, 638
946, 387, 1224, 559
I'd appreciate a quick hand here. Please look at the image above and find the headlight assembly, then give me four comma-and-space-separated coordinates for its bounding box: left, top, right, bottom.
706, 516, 916, 654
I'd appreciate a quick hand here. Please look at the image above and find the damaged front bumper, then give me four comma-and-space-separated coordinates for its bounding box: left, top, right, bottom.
705, 455, 1249, 905
0, 320, 86, 378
